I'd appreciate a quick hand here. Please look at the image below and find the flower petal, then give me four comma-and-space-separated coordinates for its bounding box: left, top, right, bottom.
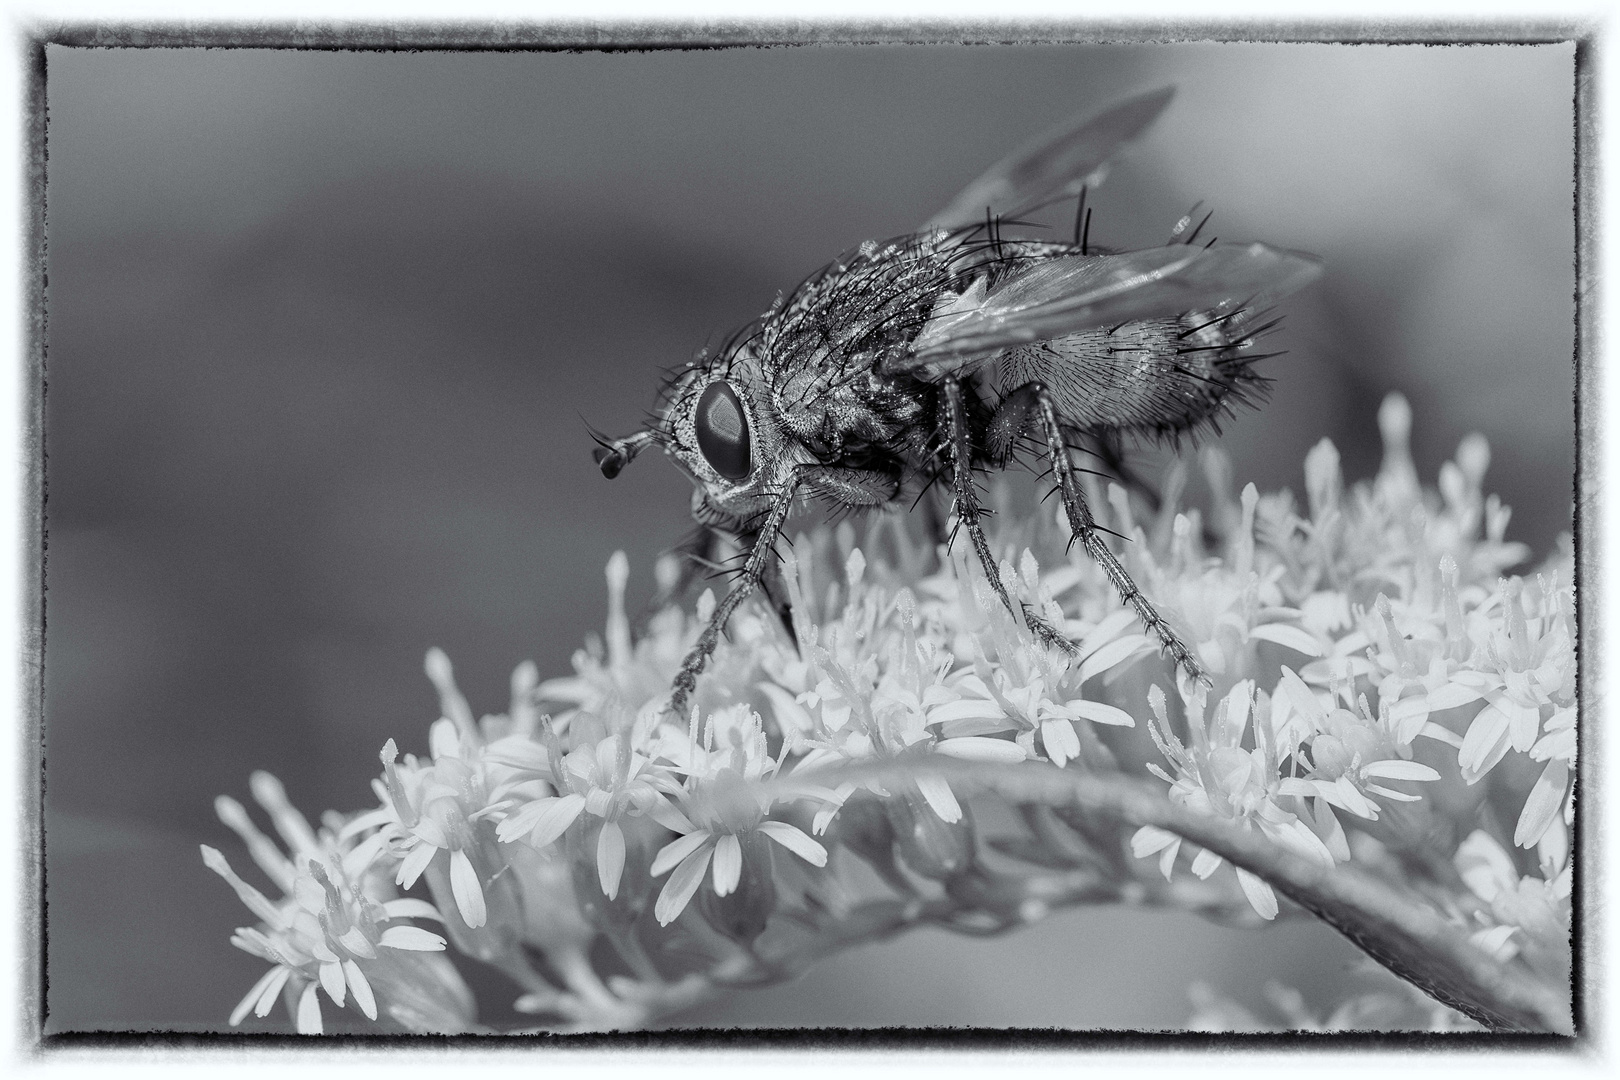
1081, 607, 1138, 654
296, 981, 323, 1035
336, 807, 394, 843
1130, 825, 1178, 858
232, 966, 286, 1027
1333, 775, 1380, 820
337, 925, 376, 960
1311, 798, 1351, 863
646, 798, 696, 835
482, 736, 554, 773
1265, 816, 1338, 871
654, 847, 713, 926
1040, 718, 1080, 768
914, 774, 962, 824
1416, 722, 1464, 750
343, 959, 377, 1021
1515, 758, 1569, 849
651, 830, 713, 878
319, 960, 346, 1008
1276, 666, 1328, 731
757, 821, 828, 867
1190, 848, 1223, 879
1065, 699, 1135, 727
1459, 704, 1513, 783
759, 681, 815, 736
1079, 634, 1151, 683
1361, 759, 1440, 782
933, 736, 1027, 763
200, 846, 285, 926
381, 898, 444, 922
527, 793, 589, 849
252, 965, 291, 1019
1471, 924, 1518, 960
1426, 681, 1487, 713
711, 833, 743, 897
1248, 622, 1323, 657
1456, 829, 1516, 902
1487, 691, 1542, 754
411, 814, 451, 849
378, 925, 448, 951
926, 699, 1007, 725
395, 841, 437, 890
1158, 838, 1180, 881
1234, 867, 1278, 921
493, 798, 549, 843
597, 820, 626, 900
449, 849, 487, 929
1387, 695, 1431, 745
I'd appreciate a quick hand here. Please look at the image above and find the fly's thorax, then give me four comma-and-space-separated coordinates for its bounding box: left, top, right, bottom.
659, 354, 809, 525
769, 361, 928, 460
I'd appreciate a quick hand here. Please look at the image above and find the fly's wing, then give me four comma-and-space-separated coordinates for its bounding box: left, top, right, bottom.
889, 242, 1323, 377
921, 86, 1176, 233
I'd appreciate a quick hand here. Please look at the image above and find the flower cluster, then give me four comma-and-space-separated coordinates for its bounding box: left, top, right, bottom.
206, 393, 1574, 1032
201, 772, 475, 1033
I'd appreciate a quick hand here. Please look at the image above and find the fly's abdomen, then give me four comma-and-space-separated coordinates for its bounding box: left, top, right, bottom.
992, 312, 1268, 440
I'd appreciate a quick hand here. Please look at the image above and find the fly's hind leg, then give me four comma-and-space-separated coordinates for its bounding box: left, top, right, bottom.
1024, 382, 1208, 686
939, 380, 1076, 656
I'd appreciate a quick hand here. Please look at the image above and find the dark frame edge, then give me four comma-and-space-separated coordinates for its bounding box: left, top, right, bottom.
17, 26, 49, 1058
1571, 26, 1602, 1053
19, 19, 1601, 51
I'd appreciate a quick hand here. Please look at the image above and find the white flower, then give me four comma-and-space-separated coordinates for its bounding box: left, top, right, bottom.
648, 705, 829, 927
203, 772, 472, 1034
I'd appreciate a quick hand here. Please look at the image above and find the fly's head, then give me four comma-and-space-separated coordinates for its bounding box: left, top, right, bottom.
594, 344, 798, 532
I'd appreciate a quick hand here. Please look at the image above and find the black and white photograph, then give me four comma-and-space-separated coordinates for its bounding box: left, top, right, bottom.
29, 29, 1583, 1045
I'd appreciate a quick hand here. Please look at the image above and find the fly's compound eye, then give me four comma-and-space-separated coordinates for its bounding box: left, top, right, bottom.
694, 380, 752, 481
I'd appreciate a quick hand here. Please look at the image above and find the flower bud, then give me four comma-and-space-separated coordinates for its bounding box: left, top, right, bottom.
829, 791, 899, 872
421, 829, 525, 963
566, 815, 656, 933
887, 791, 976, 880
364, 949, 477, 1034
1310, 734, 1353, 779
697, 831, 777, 944
1304, 439, 1342, 523
504, 839, 595, 960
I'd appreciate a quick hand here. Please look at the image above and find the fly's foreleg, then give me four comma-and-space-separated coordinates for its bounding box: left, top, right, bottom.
1026, 383, 1207, 686
648, 523, 795, 645
940, 380, 1076, 656
667, 485, 797, 719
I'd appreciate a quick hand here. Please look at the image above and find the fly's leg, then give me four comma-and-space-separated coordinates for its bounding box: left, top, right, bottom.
1026, 382, 1208, 686
667, 485, 797, 719
650, 523, 798, 645
940, 380, 1076, 656
985, 382, 1043, 468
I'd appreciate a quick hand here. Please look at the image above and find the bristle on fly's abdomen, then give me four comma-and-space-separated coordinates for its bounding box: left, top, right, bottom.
992, 306, 1279, 444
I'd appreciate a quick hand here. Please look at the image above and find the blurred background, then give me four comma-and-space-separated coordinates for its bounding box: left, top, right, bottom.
41, 42, 1574, 1032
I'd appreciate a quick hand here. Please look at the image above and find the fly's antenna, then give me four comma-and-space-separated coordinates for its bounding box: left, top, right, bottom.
590, 427, 658, 479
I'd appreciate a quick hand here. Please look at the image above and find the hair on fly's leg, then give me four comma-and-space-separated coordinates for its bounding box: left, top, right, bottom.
666, 481, 799, 720
1025, 382, 1208, 687
939, 379, 1077, 657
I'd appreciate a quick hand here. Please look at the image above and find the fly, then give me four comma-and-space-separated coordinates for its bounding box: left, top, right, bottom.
592, 87, 1323, 718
